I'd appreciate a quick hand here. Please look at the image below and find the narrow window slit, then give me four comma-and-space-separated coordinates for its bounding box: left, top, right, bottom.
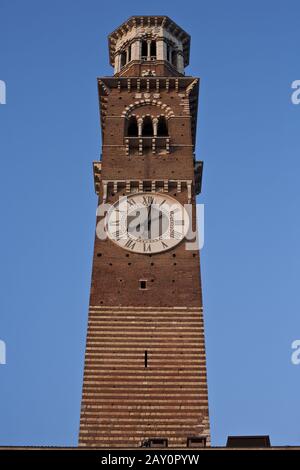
140, 280, 147, 290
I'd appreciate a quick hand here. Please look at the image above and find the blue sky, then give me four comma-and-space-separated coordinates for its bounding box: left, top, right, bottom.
0, 0, 300, 447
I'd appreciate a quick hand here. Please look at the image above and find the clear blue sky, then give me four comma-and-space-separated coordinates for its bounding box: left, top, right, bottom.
0, 0, 300, 447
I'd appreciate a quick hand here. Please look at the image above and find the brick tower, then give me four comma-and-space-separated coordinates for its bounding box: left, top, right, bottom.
79, 16, 210, 448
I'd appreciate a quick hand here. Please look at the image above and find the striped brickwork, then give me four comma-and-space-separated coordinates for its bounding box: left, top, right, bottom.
79, 306, 210, 448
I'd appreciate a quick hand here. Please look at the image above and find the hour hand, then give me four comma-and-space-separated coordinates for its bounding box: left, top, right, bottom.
135, 207, 151, 234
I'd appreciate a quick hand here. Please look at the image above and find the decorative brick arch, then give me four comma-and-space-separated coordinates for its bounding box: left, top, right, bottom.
127, 112, 168, 120
121, 99, 175, 120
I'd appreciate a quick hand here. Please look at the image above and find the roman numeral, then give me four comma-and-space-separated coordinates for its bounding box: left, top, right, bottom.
127, 199, 137, 207
124, 239, 136, 250
111, 230, 120, 240
143, 243, 152, 252
142, 196, 154, 206
161, 241, 168, 249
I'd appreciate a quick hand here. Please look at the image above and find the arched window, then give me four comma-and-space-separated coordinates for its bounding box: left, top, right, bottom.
142, 116, 153, 136
167, 44, 171, 62
150, 40, 156, 59
141, 41, 147, 59
127, 116, 138, 137
157, 116, 168, 136
120, 51, 127, 68
171, 50, 177, 67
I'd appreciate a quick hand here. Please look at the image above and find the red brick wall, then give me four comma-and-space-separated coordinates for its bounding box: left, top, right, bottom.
79, 69, 210, 448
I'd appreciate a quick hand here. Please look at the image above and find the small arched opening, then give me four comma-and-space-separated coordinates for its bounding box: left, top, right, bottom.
142, 116, 153, 136
167, 44, 171, 62
120, 51, 127, 68
157, 116, 168, 136
141, 40, 148, 59
171, 50, 177, 67
127, 116, 138, 137
150, 41, 156, 59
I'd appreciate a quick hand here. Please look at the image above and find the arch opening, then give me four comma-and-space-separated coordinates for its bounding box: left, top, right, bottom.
127, 116, 138, 137
171, 50, 177, 67
120, 51, 127, 67
142, 116, 153, 136
141, 41, 147, 59
157, 116, 168, 136
150, 41, 156, 59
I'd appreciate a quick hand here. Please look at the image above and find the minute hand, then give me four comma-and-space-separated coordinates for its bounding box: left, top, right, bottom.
147, 205, 152, 235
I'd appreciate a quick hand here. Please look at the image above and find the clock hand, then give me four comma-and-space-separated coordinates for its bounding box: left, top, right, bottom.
134, 206, 163, 238
135, 207, 151, 236
147, 204, 152, 235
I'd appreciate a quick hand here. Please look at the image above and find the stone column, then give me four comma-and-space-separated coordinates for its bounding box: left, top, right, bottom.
153, 118, 158, 136
156, 38, 166, 60
137, 118, 143, 137
177, 50, 185, 74
147, 40, 151, 60
131, 39, 140, 60
114, 52, 121, 74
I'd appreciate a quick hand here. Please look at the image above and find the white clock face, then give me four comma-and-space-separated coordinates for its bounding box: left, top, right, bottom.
105, 192, 190, 254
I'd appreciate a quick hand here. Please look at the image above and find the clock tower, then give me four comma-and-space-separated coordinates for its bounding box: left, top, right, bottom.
79, 16, 210, 448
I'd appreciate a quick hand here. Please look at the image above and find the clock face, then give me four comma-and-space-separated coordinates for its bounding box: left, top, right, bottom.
105, 192, 190, 254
